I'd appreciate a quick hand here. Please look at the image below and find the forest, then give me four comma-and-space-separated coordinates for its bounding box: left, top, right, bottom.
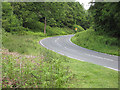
2, 2, 89, 35
2, 2, 120, 88
2, 2, 120, 37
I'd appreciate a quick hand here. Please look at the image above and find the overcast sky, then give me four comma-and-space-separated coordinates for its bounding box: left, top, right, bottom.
76, 0, 92, 10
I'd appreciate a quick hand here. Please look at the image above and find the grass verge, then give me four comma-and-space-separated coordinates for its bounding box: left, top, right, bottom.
64, 59, 118, 88
71, 29, 119, 56
2, 32, 73, 88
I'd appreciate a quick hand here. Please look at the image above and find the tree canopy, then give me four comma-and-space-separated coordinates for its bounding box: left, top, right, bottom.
2, 2, 89, 33
89, 2, 120, 38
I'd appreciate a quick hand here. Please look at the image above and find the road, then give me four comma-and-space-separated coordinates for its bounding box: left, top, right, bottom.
39, 35, 119, 71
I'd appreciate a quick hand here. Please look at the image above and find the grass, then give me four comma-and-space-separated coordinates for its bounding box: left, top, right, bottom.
2, 51, 73, 88
2, 31, 118, 88
71, 29, 119, 56
64, 59, 118, 88
2, 32, 73, 88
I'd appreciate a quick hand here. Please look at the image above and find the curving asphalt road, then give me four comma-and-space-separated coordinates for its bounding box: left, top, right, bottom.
39, 35, 119, 71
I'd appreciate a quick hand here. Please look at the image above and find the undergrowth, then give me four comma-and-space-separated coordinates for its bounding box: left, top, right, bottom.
2, 52, 73, 88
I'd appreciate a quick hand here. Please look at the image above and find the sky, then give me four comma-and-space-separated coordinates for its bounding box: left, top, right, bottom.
76, 0, 92, 10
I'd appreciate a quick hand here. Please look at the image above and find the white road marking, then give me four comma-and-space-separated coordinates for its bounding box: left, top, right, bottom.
56, 43, 62, 47
67, 56, 84, 62
55, 38, 62, 47
85, 54, 114, 62
104, 66, 119, 71
64, 47, 67, 49
57, 52, 65, 55
55, 38, 59, 43
39, 40, 46, 48
69, 37, 78, 47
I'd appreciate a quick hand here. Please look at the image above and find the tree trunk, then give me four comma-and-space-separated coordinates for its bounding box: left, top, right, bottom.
44, 17, 46, 34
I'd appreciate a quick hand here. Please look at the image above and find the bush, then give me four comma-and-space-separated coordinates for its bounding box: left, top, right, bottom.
24, 31, 46, 37
47, 27, 74, 36
25, 21, 45, 32
47, 27, 65, 36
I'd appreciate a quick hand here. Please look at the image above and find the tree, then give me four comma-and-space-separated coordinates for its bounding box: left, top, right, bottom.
2, 2, 23, 32
89, 2, 120, 37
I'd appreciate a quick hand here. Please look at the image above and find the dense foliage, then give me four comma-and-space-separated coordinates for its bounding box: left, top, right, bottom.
2, 2, 89, 35
89, 2, 120, 38
2, 3, 27, 33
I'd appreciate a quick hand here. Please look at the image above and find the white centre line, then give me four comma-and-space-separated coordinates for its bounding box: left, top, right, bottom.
55, 38, 59, 43
85, 54, 114, 62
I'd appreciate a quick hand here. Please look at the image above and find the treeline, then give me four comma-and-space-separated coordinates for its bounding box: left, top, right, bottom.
2, 2, 89, 34
88, 2, 120, 38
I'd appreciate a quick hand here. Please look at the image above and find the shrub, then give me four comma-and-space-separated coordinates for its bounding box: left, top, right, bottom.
24, 31, 46, 37
26, 21, 45, 32
47, 27, 73, 36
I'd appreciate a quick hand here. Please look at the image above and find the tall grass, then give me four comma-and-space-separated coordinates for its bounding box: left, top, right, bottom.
2, 53, 72, 88
71, 29, 119, 56
2, 32, 73, 88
